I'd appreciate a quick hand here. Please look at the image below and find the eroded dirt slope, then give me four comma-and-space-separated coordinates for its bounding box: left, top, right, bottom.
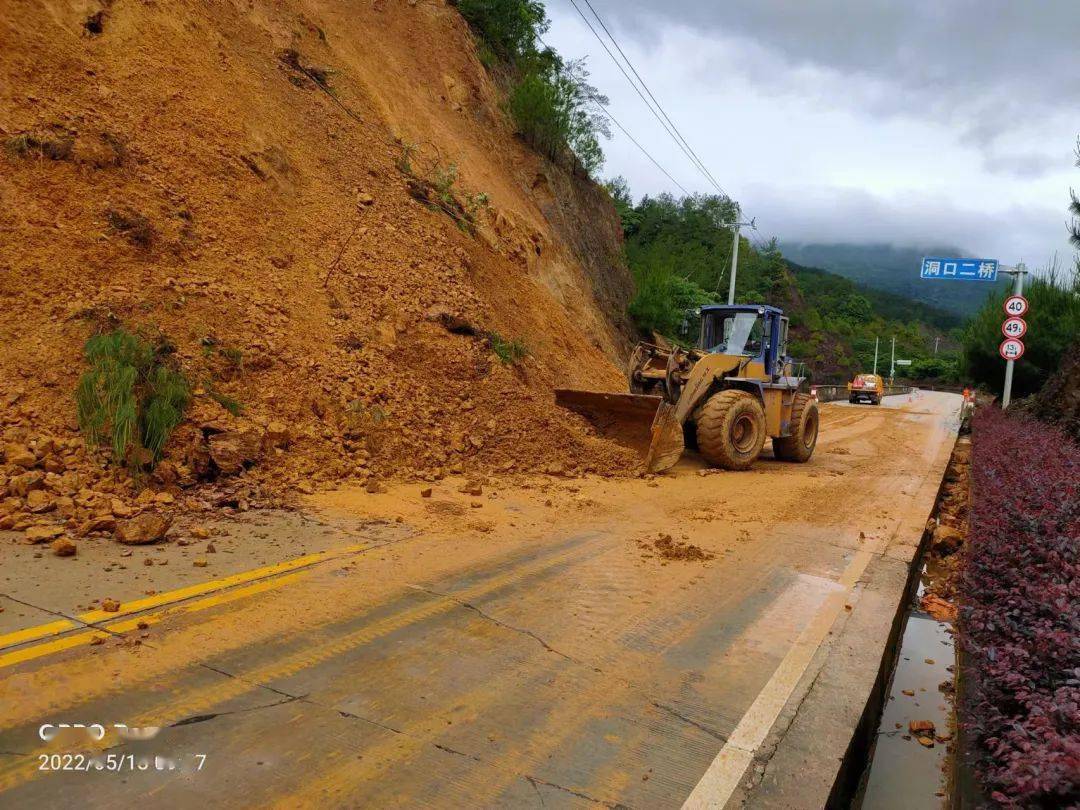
0, 0, 638, 517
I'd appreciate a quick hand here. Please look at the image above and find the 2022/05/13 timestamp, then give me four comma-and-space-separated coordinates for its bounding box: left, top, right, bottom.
38, 753, 208, 773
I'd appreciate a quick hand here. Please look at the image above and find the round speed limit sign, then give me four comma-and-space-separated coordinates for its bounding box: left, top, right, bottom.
999, 338, 1025, 360
1004, 295, 1029, 317
1001, 317, 1027, 338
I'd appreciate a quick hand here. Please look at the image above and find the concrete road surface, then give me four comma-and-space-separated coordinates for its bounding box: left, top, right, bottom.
0, 392, 961, 808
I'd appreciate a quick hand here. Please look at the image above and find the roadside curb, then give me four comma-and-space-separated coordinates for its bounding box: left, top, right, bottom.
740, 419, 959, 808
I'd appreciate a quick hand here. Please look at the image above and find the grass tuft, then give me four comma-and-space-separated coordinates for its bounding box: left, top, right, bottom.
76, 329, 191, 468
487, 331, 529, 365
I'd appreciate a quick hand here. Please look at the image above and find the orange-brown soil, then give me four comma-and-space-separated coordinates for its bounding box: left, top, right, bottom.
0, 0, 642, 544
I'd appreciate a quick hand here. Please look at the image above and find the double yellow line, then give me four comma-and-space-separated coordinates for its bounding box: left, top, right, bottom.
0, 540, 380, 670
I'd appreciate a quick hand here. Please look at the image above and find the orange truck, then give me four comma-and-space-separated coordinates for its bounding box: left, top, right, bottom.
847, 373, 884, 405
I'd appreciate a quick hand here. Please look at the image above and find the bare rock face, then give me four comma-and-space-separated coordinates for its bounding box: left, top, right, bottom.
79, 515, 117, 536
208, 428, 262, 475
115, 512, 173, 545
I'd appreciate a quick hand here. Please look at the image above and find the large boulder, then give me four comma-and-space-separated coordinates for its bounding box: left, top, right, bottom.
208, 428, 262, 475
115, 512, 172, 545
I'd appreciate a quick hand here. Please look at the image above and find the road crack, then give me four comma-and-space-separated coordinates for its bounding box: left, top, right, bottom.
405, 584, 583, 664
171, 693, 303, 728
651, 701, 727, 741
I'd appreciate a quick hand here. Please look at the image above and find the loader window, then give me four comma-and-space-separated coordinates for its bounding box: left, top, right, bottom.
703, 312, 763, 356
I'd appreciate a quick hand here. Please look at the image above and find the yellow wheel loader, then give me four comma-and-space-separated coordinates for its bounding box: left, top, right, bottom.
556, 304, 819, 473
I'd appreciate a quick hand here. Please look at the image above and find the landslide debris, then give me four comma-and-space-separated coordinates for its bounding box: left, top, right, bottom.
0, 0, 641, 547
635, 532, 715, 562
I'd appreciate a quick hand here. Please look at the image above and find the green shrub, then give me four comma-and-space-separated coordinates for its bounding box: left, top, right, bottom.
76, 329, 191, 466
456, 0, 548, 63
456, 0, 608, 176
508, 58, 608, 176
628, 253, 718, 339
432, 162, 459, 209
488, 331, 529, 365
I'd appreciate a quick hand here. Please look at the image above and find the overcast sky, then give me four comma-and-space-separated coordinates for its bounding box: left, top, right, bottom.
544, 0, 1079, 268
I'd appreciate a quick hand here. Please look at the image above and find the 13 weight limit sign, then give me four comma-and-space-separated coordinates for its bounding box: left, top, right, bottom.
999, 338, 1025, 361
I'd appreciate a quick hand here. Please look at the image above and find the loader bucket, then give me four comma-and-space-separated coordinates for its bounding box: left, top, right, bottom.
554, 390, 685, 473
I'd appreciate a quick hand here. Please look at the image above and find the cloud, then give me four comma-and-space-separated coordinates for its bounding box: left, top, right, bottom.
549, 0, 1080, 146
543, 1, 1079, 268
742, 183, 1071, 264
982, 151, 1063, 179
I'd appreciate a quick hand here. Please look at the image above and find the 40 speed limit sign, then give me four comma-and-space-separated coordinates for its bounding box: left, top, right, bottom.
1002, 317, 1027, 338
1004, 295, 1029, 317
999, 338, 1025, 360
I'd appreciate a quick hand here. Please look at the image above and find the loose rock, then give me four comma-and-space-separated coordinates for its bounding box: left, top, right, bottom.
51, 537, 77, 557
24, 524, 65, 544
115, 512, 173, 545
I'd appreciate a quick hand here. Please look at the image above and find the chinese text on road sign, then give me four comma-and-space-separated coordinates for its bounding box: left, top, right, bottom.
920, 257, 999, 281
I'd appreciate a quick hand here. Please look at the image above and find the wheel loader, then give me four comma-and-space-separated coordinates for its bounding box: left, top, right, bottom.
556, 304, 819, 473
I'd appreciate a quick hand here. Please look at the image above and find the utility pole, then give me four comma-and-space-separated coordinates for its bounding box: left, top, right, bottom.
1001, 262, 1028, 410
717, 210, 756, 305
889, 335, 896, 382
873, 337, 879, 375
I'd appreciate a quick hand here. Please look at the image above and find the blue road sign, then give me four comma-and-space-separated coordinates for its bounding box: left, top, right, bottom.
920, 257, 998, 281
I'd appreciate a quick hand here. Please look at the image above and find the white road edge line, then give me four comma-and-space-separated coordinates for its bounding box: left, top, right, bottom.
681, 548, 875, 810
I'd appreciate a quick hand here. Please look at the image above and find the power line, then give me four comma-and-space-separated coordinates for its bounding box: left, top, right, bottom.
537, 34, 690, 196
565, 0, 723, 197
578, 0, 730, 200
592, 101, 690, 196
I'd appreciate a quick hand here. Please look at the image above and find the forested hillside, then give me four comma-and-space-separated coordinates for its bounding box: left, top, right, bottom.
608, 183, 962, 383
781, 242, 1010, 317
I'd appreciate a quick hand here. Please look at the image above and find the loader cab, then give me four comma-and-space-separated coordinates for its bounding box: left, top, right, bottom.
698, 304, 789, 379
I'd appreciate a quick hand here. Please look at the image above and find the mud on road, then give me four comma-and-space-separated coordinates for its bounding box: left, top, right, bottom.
0, 393, 961, 809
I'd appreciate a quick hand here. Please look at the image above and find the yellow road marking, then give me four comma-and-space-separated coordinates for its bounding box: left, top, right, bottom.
0, 542, 370, 652
0, 541, 597, 794
0, 573, 305, 670
0, 620, 75, 648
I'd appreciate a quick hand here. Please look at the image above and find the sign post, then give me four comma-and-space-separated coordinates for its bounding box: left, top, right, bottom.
920, 256, 1028, 409
1000, 266, 1028, 409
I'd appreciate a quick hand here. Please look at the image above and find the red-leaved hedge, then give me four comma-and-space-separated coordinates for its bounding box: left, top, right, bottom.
960, 407, 1079, 807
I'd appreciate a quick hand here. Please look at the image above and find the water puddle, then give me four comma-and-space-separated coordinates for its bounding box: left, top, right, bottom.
856, 559, 957, 808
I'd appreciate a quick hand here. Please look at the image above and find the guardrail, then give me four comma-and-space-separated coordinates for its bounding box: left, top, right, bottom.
811, 385, 914, 403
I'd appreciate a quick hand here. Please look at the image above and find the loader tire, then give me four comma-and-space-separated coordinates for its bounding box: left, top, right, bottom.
695, 391, 766, 470
773, 393, 819, 463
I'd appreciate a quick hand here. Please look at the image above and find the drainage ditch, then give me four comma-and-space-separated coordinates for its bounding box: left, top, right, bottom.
851, 433, 971, 808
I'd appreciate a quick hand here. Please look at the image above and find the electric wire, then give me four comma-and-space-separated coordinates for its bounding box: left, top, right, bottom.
564, 0, 723, 197
578, 0, 730, 200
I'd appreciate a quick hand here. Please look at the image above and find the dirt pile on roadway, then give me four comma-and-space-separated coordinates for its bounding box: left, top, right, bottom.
0, 0, 641, 539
